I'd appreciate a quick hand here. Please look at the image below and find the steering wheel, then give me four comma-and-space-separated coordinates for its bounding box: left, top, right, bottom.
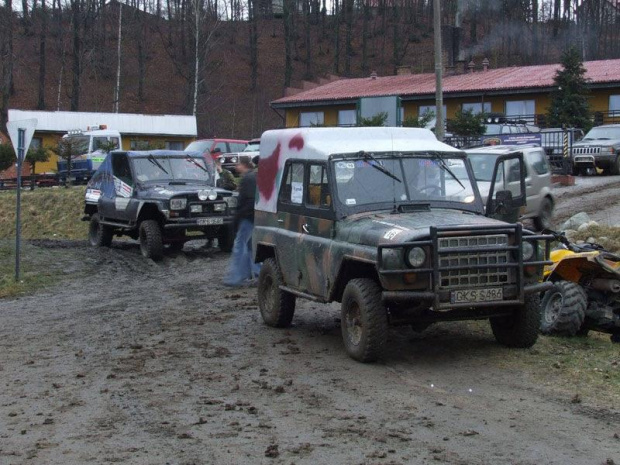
419, 185, 442, 196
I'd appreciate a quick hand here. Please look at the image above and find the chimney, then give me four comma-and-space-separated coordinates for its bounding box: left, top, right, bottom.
370, 71, 378, 80
468, 60, 475, 74
396, 65, 411, 76
482, 57, 490, 72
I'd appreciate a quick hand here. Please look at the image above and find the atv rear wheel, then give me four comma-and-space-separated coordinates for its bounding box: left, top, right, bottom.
341, 278, 388, 362
490, 293, 540, 348
258, 258, 296, 327
88, 213, 113, 248
139, 220, 164, 261
540, 280, 587, 336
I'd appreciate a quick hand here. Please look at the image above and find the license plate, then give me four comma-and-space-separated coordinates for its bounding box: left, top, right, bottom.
451, 288, 503, 304
197, 217, 224, 226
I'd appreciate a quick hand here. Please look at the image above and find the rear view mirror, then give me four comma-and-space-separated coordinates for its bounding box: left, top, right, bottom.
486, 153, 526, 223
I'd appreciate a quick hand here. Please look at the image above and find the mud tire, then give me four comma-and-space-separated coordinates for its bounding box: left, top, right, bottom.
540, 281, 587, 336
89, 213, 113, 248
533, 197, 554, 231
341, 278, 388, 362
610, 155, 620, 176
139, 220, 164, 261
490, 293, 541, 348
258, 258, 296, 327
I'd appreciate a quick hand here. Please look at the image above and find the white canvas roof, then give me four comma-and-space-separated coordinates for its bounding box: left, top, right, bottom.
256, 127, 461, 213
8, 109, 197, 137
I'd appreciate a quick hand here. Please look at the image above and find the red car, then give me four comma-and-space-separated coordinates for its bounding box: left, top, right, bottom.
185, 138, 248, 160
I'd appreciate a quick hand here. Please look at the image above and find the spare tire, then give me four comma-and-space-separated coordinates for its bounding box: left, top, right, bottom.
540, 280, 587, 336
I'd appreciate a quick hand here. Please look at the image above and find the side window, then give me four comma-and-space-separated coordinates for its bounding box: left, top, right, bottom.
112, 153, 132, 185
229, 142, 246, 152
214, 142, 228, 153
165, 141, 184, 150
279, 162, 305, 205
507, 159, 526, 183
527, 149, 549, 175
307, 164, 331, 208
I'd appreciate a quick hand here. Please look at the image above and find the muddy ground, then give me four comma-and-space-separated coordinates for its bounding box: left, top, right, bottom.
1, 176, 620, 465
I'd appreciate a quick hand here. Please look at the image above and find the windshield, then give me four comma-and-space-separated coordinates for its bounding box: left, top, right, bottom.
184, 140, 214, 153
583, 126, 620, 140
332, 155, 476, 209
244, 142, 260, 152
64, 135, 90, 154
467, 153, 501, 182
132, 156, 214, 184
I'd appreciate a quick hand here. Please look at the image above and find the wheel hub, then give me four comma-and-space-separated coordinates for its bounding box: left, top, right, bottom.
345, 302, 363, 346
544, 293, 563, 324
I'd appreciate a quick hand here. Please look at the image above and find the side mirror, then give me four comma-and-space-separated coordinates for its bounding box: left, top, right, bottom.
212, 147, 222, 154
486, 153, 526, 223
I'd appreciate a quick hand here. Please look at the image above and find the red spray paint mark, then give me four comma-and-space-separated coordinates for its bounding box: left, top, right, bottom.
288, 134, 304, 151
257, 142, 281, 201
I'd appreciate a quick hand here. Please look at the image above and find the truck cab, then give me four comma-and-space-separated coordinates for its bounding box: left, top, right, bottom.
252, 127, 552, 362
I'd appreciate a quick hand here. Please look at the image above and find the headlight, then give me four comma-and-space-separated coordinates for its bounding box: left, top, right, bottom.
224, 196, 238, 208
190, 204, 202, 213
230, 157, 238, 163
522, 241, 535, 261
170, 198, 187, 210
407, 247, 426, 268
213, 203, 226, 212
198, 189, 218, 201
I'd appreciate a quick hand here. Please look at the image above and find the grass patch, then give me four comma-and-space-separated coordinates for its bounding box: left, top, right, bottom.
0, 242, 63, 298
0, 186, 88, 240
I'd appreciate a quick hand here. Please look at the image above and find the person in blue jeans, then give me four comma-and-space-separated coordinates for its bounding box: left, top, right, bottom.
223, 159, 261, 286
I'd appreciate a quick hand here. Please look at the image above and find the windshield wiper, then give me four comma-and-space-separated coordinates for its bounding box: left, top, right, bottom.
430, 153, 465, 190
358, 151, 402, 183
185, 155, 209, 173
147, 154, 169, 174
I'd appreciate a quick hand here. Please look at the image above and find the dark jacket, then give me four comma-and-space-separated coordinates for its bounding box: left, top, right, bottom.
216, 168, 237, 191
235, 169, 256, 225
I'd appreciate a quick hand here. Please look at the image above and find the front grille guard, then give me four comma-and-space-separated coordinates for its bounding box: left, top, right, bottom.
378, 224, 553, 309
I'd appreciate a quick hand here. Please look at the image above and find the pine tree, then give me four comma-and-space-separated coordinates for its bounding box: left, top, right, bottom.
546, 47, 592, 130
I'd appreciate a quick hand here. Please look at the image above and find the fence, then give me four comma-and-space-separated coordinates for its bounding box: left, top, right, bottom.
444, 128, 584, 175
0, 174, 59, 191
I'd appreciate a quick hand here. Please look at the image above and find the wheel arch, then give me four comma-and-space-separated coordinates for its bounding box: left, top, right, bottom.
331, 258, 380, 303
255, 242, 276, 264
137, 202, 165, 224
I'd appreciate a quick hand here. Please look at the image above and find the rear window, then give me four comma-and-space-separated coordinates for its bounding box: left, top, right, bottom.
526, 150, 549, 175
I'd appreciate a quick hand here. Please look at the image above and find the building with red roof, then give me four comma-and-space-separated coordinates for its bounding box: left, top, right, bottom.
271, 58, 620, 129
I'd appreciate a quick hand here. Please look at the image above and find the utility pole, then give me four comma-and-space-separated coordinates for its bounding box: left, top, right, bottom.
433, 0, 444, 141
114, 1, 122, 113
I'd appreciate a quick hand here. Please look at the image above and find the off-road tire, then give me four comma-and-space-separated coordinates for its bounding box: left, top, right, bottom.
540, 280, 587, 336
139, 220, 164, 261
533, 197, 554, 231
341, 278, 388, 362
490, 293, 541, 348
258, 258, 296, 327
88, 213, 113, 248
218, 227, 234, 253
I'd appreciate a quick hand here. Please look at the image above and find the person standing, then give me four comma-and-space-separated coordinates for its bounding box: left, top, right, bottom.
223, 159, 260, 286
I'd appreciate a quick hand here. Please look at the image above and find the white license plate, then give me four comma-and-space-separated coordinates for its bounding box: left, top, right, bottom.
451, 288, 503, 304
197, 217, 224, 226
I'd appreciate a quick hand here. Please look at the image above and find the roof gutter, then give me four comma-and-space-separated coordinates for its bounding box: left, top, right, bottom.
270, 98, 358, 110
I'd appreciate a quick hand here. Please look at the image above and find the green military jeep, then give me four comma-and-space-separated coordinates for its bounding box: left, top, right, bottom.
252, 128, 552, 362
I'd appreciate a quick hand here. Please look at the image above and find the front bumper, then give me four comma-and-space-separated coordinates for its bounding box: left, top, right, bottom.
163, 216, 234, 229
573, 153, 615, 169
378, 223, 552, 310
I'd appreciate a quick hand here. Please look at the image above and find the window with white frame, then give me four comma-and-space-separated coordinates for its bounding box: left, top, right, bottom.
462, 102, 492, 114
419, 105, 447, 118
338, 110, 357, 126
505, 100, 535, 117
299, 111, 325, 127
610, 95, 620, 112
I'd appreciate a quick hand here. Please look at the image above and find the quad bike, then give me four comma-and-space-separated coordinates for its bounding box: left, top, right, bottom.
540, 230, 620, 343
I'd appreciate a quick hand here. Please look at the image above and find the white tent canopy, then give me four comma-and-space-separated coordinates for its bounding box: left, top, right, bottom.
8, 109, 197, 137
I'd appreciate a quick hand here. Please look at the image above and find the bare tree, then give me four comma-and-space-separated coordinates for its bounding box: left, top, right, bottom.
1, 0, 14, 130
37, 0, 48, 109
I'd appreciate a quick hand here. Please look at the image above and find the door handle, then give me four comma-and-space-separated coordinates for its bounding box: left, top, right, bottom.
277, 218, 284, 223
302, 223, 309, 234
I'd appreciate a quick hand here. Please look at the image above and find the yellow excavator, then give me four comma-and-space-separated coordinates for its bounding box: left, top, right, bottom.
541, 230, 620, 343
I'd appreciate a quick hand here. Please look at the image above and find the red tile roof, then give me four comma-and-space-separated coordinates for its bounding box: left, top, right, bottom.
272, 58, 620, 106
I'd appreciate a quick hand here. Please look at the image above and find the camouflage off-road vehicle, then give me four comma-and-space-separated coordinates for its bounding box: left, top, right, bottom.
84, 150, 237, 260
253, 128, 553, 362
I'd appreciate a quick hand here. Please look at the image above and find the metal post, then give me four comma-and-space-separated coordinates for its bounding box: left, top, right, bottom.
15, 128, 24, 281
433, 0, 444, 141
562, 127, 569, 176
